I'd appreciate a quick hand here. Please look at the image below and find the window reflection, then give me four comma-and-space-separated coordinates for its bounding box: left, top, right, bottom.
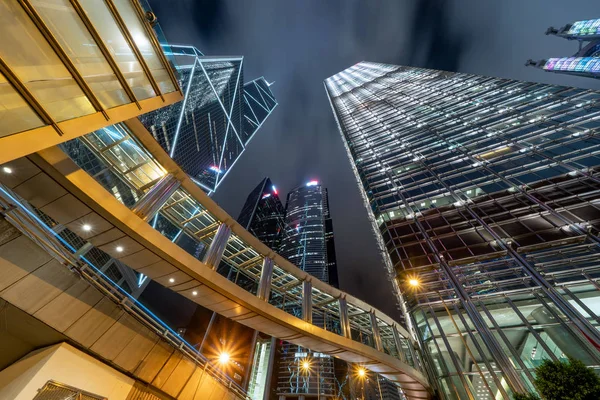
0, 1, 95, 121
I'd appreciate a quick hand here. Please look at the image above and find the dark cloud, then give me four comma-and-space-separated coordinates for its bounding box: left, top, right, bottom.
406, 0, 470, 72
148, 0, 600, 320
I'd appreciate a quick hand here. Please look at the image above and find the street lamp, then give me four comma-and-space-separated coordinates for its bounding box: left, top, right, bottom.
218, 351, 230, 365
301, 357, 321, 400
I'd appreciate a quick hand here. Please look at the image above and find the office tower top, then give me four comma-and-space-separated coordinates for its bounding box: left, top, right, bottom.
237, 177, 286, 250
526, 17, 600, 79
279, 181, 337, 284
326, 62, 600, 399
139, 47, 277, 194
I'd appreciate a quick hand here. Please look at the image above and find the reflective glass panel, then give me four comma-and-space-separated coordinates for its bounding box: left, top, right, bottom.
0, 1, 95, 121
31, 0, 130, 109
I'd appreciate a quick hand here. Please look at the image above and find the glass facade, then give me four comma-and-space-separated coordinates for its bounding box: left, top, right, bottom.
527, 16, 600, 79
139, 48, 277, 194
276, 182, 339, 398
237, 177, 286, 250
0, 0, 179, 139
326, 62, 600, 399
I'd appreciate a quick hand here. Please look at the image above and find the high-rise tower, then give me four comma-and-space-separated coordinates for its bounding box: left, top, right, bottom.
326, 62, 600, 399
238, 177, 286, 250
276, 181, 339, 398
138, 48, 277, 194
526, 17, 600, 79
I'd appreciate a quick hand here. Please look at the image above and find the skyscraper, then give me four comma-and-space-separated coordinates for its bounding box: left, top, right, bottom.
238, 177, 286, 250
276, 181, 338, 398
526, 17, 600, 79
326, 62, 600, 399
138, 47, 277, 194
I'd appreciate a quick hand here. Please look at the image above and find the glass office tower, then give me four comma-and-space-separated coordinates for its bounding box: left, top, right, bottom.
238, 177, 286, 250
326, 62, 600, 399
139, 48, 277, 194
276, 181, 338, 398
526, 17, 600, 79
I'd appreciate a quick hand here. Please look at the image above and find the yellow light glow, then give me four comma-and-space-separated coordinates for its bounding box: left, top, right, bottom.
358, 367, 366, 378
302, 361, 310, 370
408, 278, 420, 287
218, 352, 230, 364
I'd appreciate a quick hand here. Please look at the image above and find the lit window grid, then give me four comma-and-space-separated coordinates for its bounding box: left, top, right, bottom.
330, 66, 600, 223
328, 63, 600, 395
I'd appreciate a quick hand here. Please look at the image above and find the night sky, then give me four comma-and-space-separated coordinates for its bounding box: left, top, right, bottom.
148, 0, 600, 319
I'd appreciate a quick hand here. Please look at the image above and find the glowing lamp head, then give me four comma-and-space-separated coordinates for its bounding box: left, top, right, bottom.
302, 361, 310, 370
219, 352, 230, 364
408, 278, 420, 288
358, 367, 366, 378
306, 180, 318, 187
2, 166, 12, 174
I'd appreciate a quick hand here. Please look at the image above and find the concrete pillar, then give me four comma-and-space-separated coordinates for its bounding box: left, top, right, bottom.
302, 280, 312, 324
203, 223, 231, 269
338, 297, 351, 339
369, 311, 383, 352
257, 257, 274, 301
131, 174, 180, 221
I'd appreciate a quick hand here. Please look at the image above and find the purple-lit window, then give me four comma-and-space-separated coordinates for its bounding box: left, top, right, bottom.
544, 58, 558, 70
554, 59, 566, 70
591, 60, 600, 73
561, 58, 575, 71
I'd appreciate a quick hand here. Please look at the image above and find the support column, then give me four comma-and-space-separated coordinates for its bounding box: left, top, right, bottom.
131, 174, 180, 221
392, 325, 407, 363
369, 311, 383, 352
302, 280, 312, 324
203, 223, 231, 269
257, 257, 274, 301
338, 297, 351, 339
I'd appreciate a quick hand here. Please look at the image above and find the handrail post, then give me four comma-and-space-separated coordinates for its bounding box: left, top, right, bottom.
392, 325, 408, 364
131, 174, 180, 221
302, 280, 312, 324
369, 311, 383, 352
338, 297, 351, 339
203, 223, 231, 269
257, 257, 274, 301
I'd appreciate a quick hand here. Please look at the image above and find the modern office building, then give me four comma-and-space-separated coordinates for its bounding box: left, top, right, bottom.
326, 62, 600, 399
238, 177, 287, 250
138, 47, 277, 194
526, 17, 600, 79
276, 181, 339, 398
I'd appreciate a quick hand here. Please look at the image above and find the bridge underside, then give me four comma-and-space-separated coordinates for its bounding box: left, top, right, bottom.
0, 150, 430, 399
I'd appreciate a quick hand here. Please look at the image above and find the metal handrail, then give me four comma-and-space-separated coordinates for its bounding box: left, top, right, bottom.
0, 185, 250, 400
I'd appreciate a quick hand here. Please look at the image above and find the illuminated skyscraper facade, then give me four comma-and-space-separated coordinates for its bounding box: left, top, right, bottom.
276, 181, 339, 398
526, 17, 600, 79
139, 47, 277, 194
238, 177, 286, 250
326, 62, 600, 399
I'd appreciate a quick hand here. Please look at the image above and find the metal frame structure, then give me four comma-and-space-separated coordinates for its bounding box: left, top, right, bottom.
526, 17, 600, 79
0, 0, 182, 164
325, 61, 600, 400
6, 117, 430, 398
138, 46, 277, 195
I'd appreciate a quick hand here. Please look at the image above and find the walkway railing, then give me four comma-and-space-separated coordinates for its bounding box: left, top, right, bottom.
0, 183, 250, 399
